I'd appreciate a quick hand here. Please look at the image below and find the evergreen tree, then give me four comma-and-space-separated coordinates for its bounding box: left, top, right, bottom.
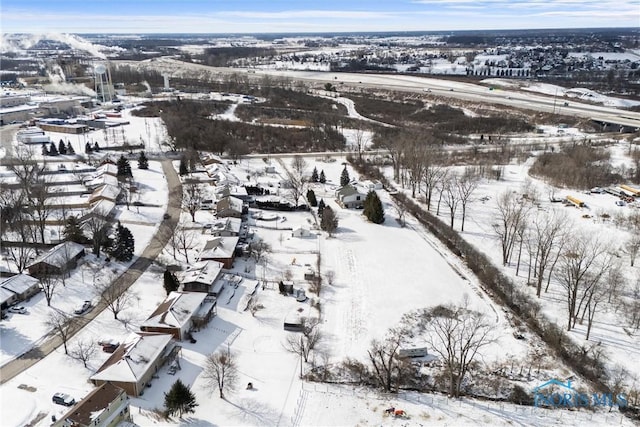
138, 151, 149, 170
63, 215, 86, 243
111, 222, 134, 261
117, 155, 133, 179
67, 142, 75, 154
363, 191, 385, 224
49, 142, 59, 156
163, 269, 179, 295
58, 139, 67, 155
311, 166, 319, 182
164, 379, 198, 418
85, 142, 92, 154
321, 206, 338, 236
306, 189, 318, 207
93, 141, 100, 152
179, 155, 189, 176
317, 198, 325, 217
319, 170, 326, 184
340, 166, 350, 187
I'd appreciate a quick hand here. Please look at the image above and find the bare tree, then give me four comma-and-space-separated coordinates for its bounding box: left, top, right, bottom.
403, 139, 426, 198
456, 168, 480, 232
285, 156, 307, 207
46, 310, 77, 355
26, 178, 54, 244
324, 270, 335, 285
441, 175, 460, 229
422, 303, 495, 397
352, 126, 367, 159
283, 317, 323, 365
531, 209, 569, 297
366, 329, 413, 392
182, 181, 205, 222
172, 224, 198, 264
202, 348, 239, 399
70, 339, 98, 368
84, 209, 110, 257
493, 191, 530, 266
93, 272, 137, 320
556, 233, 612, 331
626, 235, 640, 267
422, 153, 446, 211
40, 274, 59, 306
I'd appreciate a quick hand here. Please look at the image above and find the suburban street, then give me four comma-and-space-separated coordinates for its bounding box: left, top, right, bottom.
0, 159, 182, 384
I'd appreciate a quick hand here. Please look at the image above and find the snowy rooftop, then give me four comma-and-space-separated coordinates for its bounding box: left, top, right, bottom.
0, 274, 39, 295
216, 196, 243, 214
57, 382, 126, 427
141, 291, 207, 330
26, 241, 85, 269
89, 184, 120, 203
210, 217, 242, 234
199, 237, 239, 260
182, 260, 225, 285
91, 332, 174, 383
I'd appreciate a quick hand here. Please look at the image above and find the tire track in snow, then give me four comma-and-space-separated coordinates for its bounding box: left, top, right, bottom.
341, 248, 367, 353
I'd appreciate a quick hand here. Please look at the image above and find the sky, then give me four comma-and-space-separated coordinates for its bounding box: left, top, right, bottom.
1, 0, 639, 34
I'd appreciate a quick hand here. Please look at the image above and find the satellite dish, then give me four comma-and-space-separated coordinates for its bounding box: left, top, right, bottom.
94, 64, 107, 75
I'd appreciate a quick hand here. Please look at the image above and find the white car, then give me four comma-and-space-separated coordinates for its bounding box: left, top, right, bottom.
74, 301, 92, 315
8, 306, 26, 314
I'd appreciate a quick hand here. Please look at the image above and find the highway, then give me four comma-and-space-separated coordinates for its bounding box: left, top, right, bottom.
121, 57, 640, 130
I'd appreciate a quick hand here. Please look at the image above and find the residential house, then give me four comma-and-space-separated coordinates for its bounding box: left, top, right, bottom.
85, 174, 119, 190
216, 184, 250, 201
0, 274, 40, 309
96, 163, 118, 177
209, 217, 242, 237
181, 261, 225, 295
216, 196, 243, 218
335, 184, 366, 209
27, 242, 85, 277
292, 227, 312, 238
198, 237, 239, 268
90, 332, 178, 396
89, 184, 121, 205
140, 291, 216, 340
53, 382, 131, 427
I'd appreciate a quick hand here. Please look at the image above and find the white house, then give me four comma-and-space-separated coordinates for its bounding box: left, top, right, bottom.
335, 184, 366, 209
140, 291, 216, 340
292, 227, 312, 238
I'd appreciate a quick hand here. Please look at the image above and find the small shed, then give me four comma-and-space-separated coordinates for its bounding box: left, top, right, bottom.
291, 227, 311, 238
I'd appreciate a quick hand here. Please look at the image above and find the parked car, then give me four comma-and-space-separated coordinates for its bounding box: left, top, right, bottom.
8, 305, 26, 314
163, 213, 171, 220
74, 300, 92, 315
52, 392, 75, 406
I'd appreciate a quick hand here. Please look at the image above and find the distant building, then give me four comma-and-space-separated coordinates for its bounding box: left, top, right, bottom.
53, 382, 131, 427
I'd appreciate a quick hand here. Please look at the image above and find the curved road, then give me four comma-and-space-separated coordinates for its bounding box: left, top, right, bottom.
0, 159, 182, 384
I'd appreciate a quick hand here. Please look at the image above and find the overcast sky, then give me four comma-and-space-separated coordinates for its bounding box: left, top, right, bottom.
2, 0, 639, 34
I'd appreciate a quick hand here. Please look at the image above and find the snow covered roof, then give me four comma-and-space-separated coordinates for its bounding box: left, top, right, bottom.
89, 199, 116, 217
336, 184, 364, 197
91, 333, 174, 383
96, 163, 118, 176
210, 217, 241, 234
86, 174, 119, 188
199, 237, 239, 260
141, 291, 207, 330
216, 184, 248, 198
58, 382, 127, 427
181, 261, 224, 285
90, 184, 121, 203
26, 241, 85, 269
0, 274, 39, 295
216, 196, 243, 214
